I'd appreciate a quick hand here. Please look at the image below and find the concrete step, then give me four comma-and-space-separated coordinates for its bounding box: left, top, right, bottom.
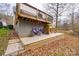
9, 30, 19, 39
8, 39, 20, 44
4, 42, 24, 56
4, 29, 24, 56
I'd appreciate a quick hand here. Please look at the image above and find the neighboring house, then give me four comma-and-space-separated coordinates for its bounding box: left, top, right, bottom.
14, 3, 53, 37
1, 18, 7, 26
0, 12, 13, 26
0, 18, 7, 27
6, 16, 14, 25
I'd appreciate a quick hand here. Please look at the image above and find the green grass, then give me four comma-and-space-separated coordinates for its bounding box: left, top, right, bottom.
0, 28, 10, 55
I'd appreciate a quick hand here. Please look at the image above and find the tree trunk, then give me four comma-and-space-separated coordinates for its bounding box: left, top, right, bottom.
55, 3, 59, 31
71, 8, 75, 32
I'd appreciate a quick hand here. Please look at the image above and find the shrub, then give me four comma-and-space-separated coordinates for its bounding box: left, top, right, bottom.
8, 25, 13, 29
0, 22, 3, 28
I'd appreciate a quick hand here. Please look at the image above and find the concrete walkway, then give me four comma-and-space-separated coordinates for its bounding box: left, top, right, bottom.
20, 33, 63, 46
4, 33, 63, 56
4, 39, 24, 56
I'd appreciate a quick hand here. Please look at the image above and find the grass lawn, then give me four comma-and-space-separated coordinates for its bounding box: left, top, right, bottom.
0, 28, 10, 55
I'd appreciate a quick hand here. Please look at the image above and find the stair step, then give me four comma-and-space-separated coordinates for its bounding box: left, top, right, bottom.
4, 42, 24, 56
9, 37, 18, 39
8, 39, 20, 44
9, 30, 20, 40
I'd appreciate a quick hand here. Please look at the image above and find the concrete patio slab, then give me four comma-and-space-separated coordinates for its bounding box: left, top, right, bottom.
20, 33, 63, 46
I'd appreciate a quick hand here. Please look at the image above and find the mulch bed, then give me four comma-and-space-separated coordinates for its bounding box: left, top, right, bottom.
18, 34, 79, 56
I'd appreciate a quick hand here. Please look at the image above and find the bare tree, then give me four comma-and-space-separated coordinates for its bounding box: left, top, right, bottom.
67, 4, 76, 32
65, 3, 79, 33
45, 3, 70, 31
71, 6, 75, 32
0, 3, 10, 16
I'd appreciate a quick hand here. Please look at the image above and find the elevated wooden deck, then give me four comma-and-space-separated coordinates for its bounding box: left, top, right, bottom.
18, 13, 51, 24
15, 3, 53, 34
16, 3, 53, 24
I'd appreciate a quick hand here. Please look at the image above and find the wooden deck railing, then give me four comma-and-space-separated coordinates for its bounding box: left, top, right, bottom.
16, 3, 53, 23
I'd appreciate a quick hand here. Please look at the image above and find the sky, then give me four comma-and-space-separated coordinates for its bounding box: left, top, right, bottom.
0, 3, 16, 15
0, 3, 46, 16
28, 3, 46, 12
0, 3, 79, 24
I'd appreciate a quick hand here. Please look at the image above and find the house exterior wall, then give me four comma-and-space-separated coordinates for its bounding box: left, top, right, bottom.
15, 19, 33, 37
7, 16, 13, 25
15, 19, 44, 37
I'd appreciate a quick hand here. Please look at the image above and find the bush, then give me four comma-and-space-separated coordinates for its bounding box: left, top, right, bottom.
8, 25, 13, 29
0, 22, 3, 28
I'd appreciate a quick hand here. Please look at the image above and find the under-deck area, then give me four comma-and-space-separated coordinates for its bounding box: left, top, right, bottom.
15, 3, 53, 37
